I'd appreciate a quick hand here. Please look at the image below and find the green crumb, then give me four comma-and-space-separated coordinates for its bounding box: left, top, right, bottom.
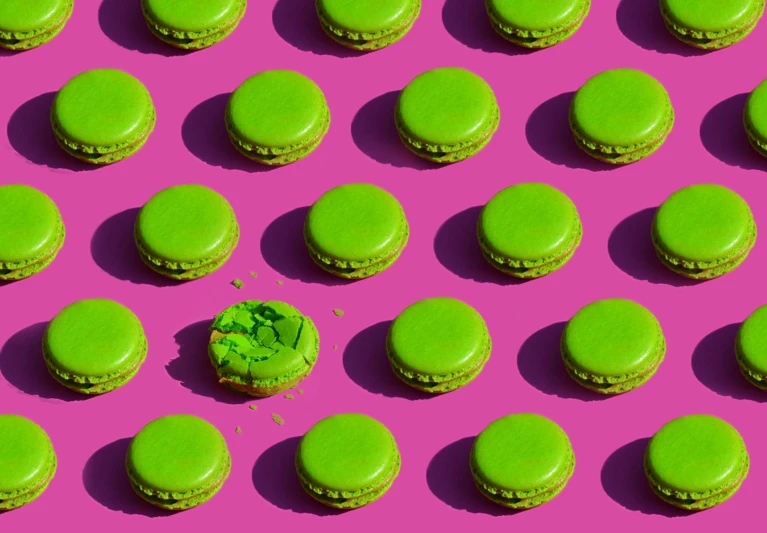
249, 272, 258, 278
333, 345, 338, 350
333, 309, 344, 317
232, 279, 244, 289
285, 394, 294, 400
297, 389, 304, 395
272, 413, 284, 426
249, 404, 258, 410
276, 280, 284, 285
235, 426, 242, 434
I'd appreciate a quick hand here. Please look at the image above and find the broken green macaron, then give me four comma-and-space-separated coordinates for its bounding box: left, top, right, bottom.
0, 415, 56, 511
142, 0, 247, 50
208, 300, 320, 397
486, 0, 590, 48
316, 0, 421, 50
0, 0, 72, 50
660, 0, 764, 50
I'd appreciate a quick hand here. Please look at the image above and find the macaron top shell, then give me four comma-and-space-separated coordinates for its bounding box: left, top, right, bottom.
0, 0, 67, 33
745, 79, 767, 141
298, 413, 397, 492
737, 304, 767, 374
143, 0, 242, 33
0, 185, 61, 264
318, 0, 414, 34
661, 0, 760, 33
488, 0, 583, 32
0, 415, 53, 496
653, 184, 754, 263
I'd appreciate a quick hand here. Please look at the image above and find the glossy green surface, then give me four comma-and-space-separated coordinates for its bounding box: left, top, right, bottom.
737, 304, 767, 375
143, 0, 241, 32
488, 0, 583, 31
0, 415, 53, 496
661, 0, 759, 32
317, 0, 414, 33
0, 0, 67, 32
746, 78, 767, 142
0, 185, 61, 265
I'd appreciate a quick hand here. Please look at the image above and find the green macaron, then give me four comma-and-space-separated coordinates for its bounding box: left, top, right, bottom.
386, 297, 492, 393
645, 414, 749, 510
127, 414, 231, 511
660, 0, 764, 50
478, 183, 582, 279
570, 69, 674, 164
471, 414, 575, 509
744, 78, 767, 158
296, 413, 400, 509
396, 67, 500, 164
135, 184, 239, 280
735, 304, 767, 389
0, 0, 72, 50
208, 300, 320, 397
43, 299, 148, 395
561, 299, 666, 395
0, 185, 65, 281
652, 184, 756, 280
304, 183, 409, 279
486, 0, 590, 48
316, 0, 421, 50
142, 0, 247, 50
0, 415, 56, 511
51, 69, 156, 164
226, 70, 330, 166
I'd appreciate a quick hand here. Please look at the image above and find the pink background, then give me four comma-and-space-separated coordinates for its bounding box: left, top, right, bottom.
1, 0, 766, 530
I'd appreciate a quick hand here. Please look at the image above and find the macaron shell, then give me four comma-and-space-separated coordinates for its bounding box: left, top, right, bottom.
317, 0, 413, 34
143, 0, 241, 33
0, 185, 62, 265
0, 415, 54, 497
661, 0, 759, 33
737, 304, 767, 375
488, 0, 582, 31
0, 0, 67, 33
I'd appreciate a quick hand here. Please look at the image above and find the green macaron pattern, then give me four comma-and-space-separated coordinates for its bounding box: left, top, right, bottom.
744, 78, 767, 157
736, 304, 767, 389
395, 67, 500, 163
386, 297, 492, 393
51, 69, 156, 164
570, 69, 674, 164
0, 185, 65, 281
316, 0, 421, 50
486, 0, 590, 48
43, 299, 148, 395
561, 299, 666, 394
645, 415, 749, 510
226, 70, 330, 165
0, 415, 56, 511
478, 183, 582, 278
660, 0, 765, 49
471, 414, 575, 509
652, 184, 756, 280
142, 0, 247, 50
304, 183, 409, 279
208, 300, 320, 397
0, 0, 72, 50
127, 414, 231, 510
135, 184, 239, 280
296, 413, 401, 509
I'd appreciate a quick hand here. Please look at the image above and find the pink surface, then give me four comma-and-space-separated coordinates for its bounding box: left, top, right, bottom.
1, 0, 766, 530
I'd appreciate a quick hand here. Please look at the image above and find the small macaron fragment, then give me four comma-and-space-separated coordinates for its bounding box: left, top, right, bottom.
135, 184, 239, 280
387, 297, 492, 393
296, 413, 400, 509
652, 184, 756, 280
744, 78, 767, 158
142, 0, 246, 50
645, 414, 749, 510
735, 304, 767, 389
43, 299, 148, 395
0, 0, 72, 50
486, 0, 590, 48
396, 67, 500, 163
561, 299, 666, 394
471, 414, 575, 509
316, 0, 421, 50
305, 183, 409, 279
478, 183, 581, 279
0, 185, 65, 281
226, 70, 330, 166
208, 300, 320, 397
660, 0, 764, 50
570, 69, 673, 164
0, 415, 56, 511
127, 414, 231, 511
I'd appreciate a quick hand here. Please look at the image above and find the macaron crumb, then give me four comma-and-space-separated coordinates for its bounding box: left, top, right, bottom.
285, 394, 294, 400
272, 414, 285, 426
276, 280, 284, 285
235, 426, 242, 434
249, 404, 258, 410
249, 272, 258, 278
333, 309, 344, 316
333, 345, 338, 350
297, 389, 304, 395
232, 279, 244, 289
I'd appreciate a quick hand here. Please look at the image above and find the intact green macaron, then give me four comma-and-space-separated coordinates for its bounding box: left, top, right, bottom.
744, 78, 767, 158
478, 183, 582, 279
660, 0, 764, 50
0, 0, 72, 50
645, 414, 749, 510
296, 413, 400, 509
386, 297, 492, 393
471, 414, 575, 509
316, 0, 421, 50
0, 415, 56, 511
396, 67, 500, 163
226, 70, 330, 166
51, 69, 156, 164
142, 0, 246, 50
127, 414, 231, 511
486, 0, 590, 48
304, 183, 409, 279
570, 69, 674, 164
208, 300, 319, 397
43, 299, 147, 395
561, 299, 666, 394
135, 184, 239, 280
652, 184, 756, 280
0, 185, 65, 281
735, 304, 767, 389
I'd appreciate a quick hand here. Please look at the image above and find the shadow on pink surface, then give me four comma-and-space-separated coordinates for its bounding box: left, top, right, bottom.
615, 0, 709, 57
98, 0, 190, 56
441, 0, 534, 56
272, 0, 362, 58
700, 93, 767, 171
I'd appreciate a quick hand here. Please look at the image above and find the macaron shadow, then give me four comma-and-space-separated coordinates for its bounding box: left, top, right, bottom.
253, 436, 345, 516
83, 438, 172, 517
692, 323, 767, 402
272, 0, 363, 58
601, 438, 690, 517
700, 93, 766, 171
616, 0, 710, 57
98, 0, 190, 56
441, 0, 536, 55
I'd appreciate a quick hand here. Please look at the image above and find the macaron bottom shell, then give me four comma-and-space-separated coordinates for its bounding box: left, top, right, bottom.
0, 0, 73, 50
142, 0, 247, 50
660, 1, 765, 50
486, 0, 590, 49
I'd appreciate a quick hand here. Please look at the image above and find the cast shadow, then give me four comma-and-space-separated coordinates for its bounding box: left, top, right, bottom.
616, 0, 709, 56
272, 0, 361, 57
442, 0, 534, 55
98, 0, 189, 56
700, 94, 766, 171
